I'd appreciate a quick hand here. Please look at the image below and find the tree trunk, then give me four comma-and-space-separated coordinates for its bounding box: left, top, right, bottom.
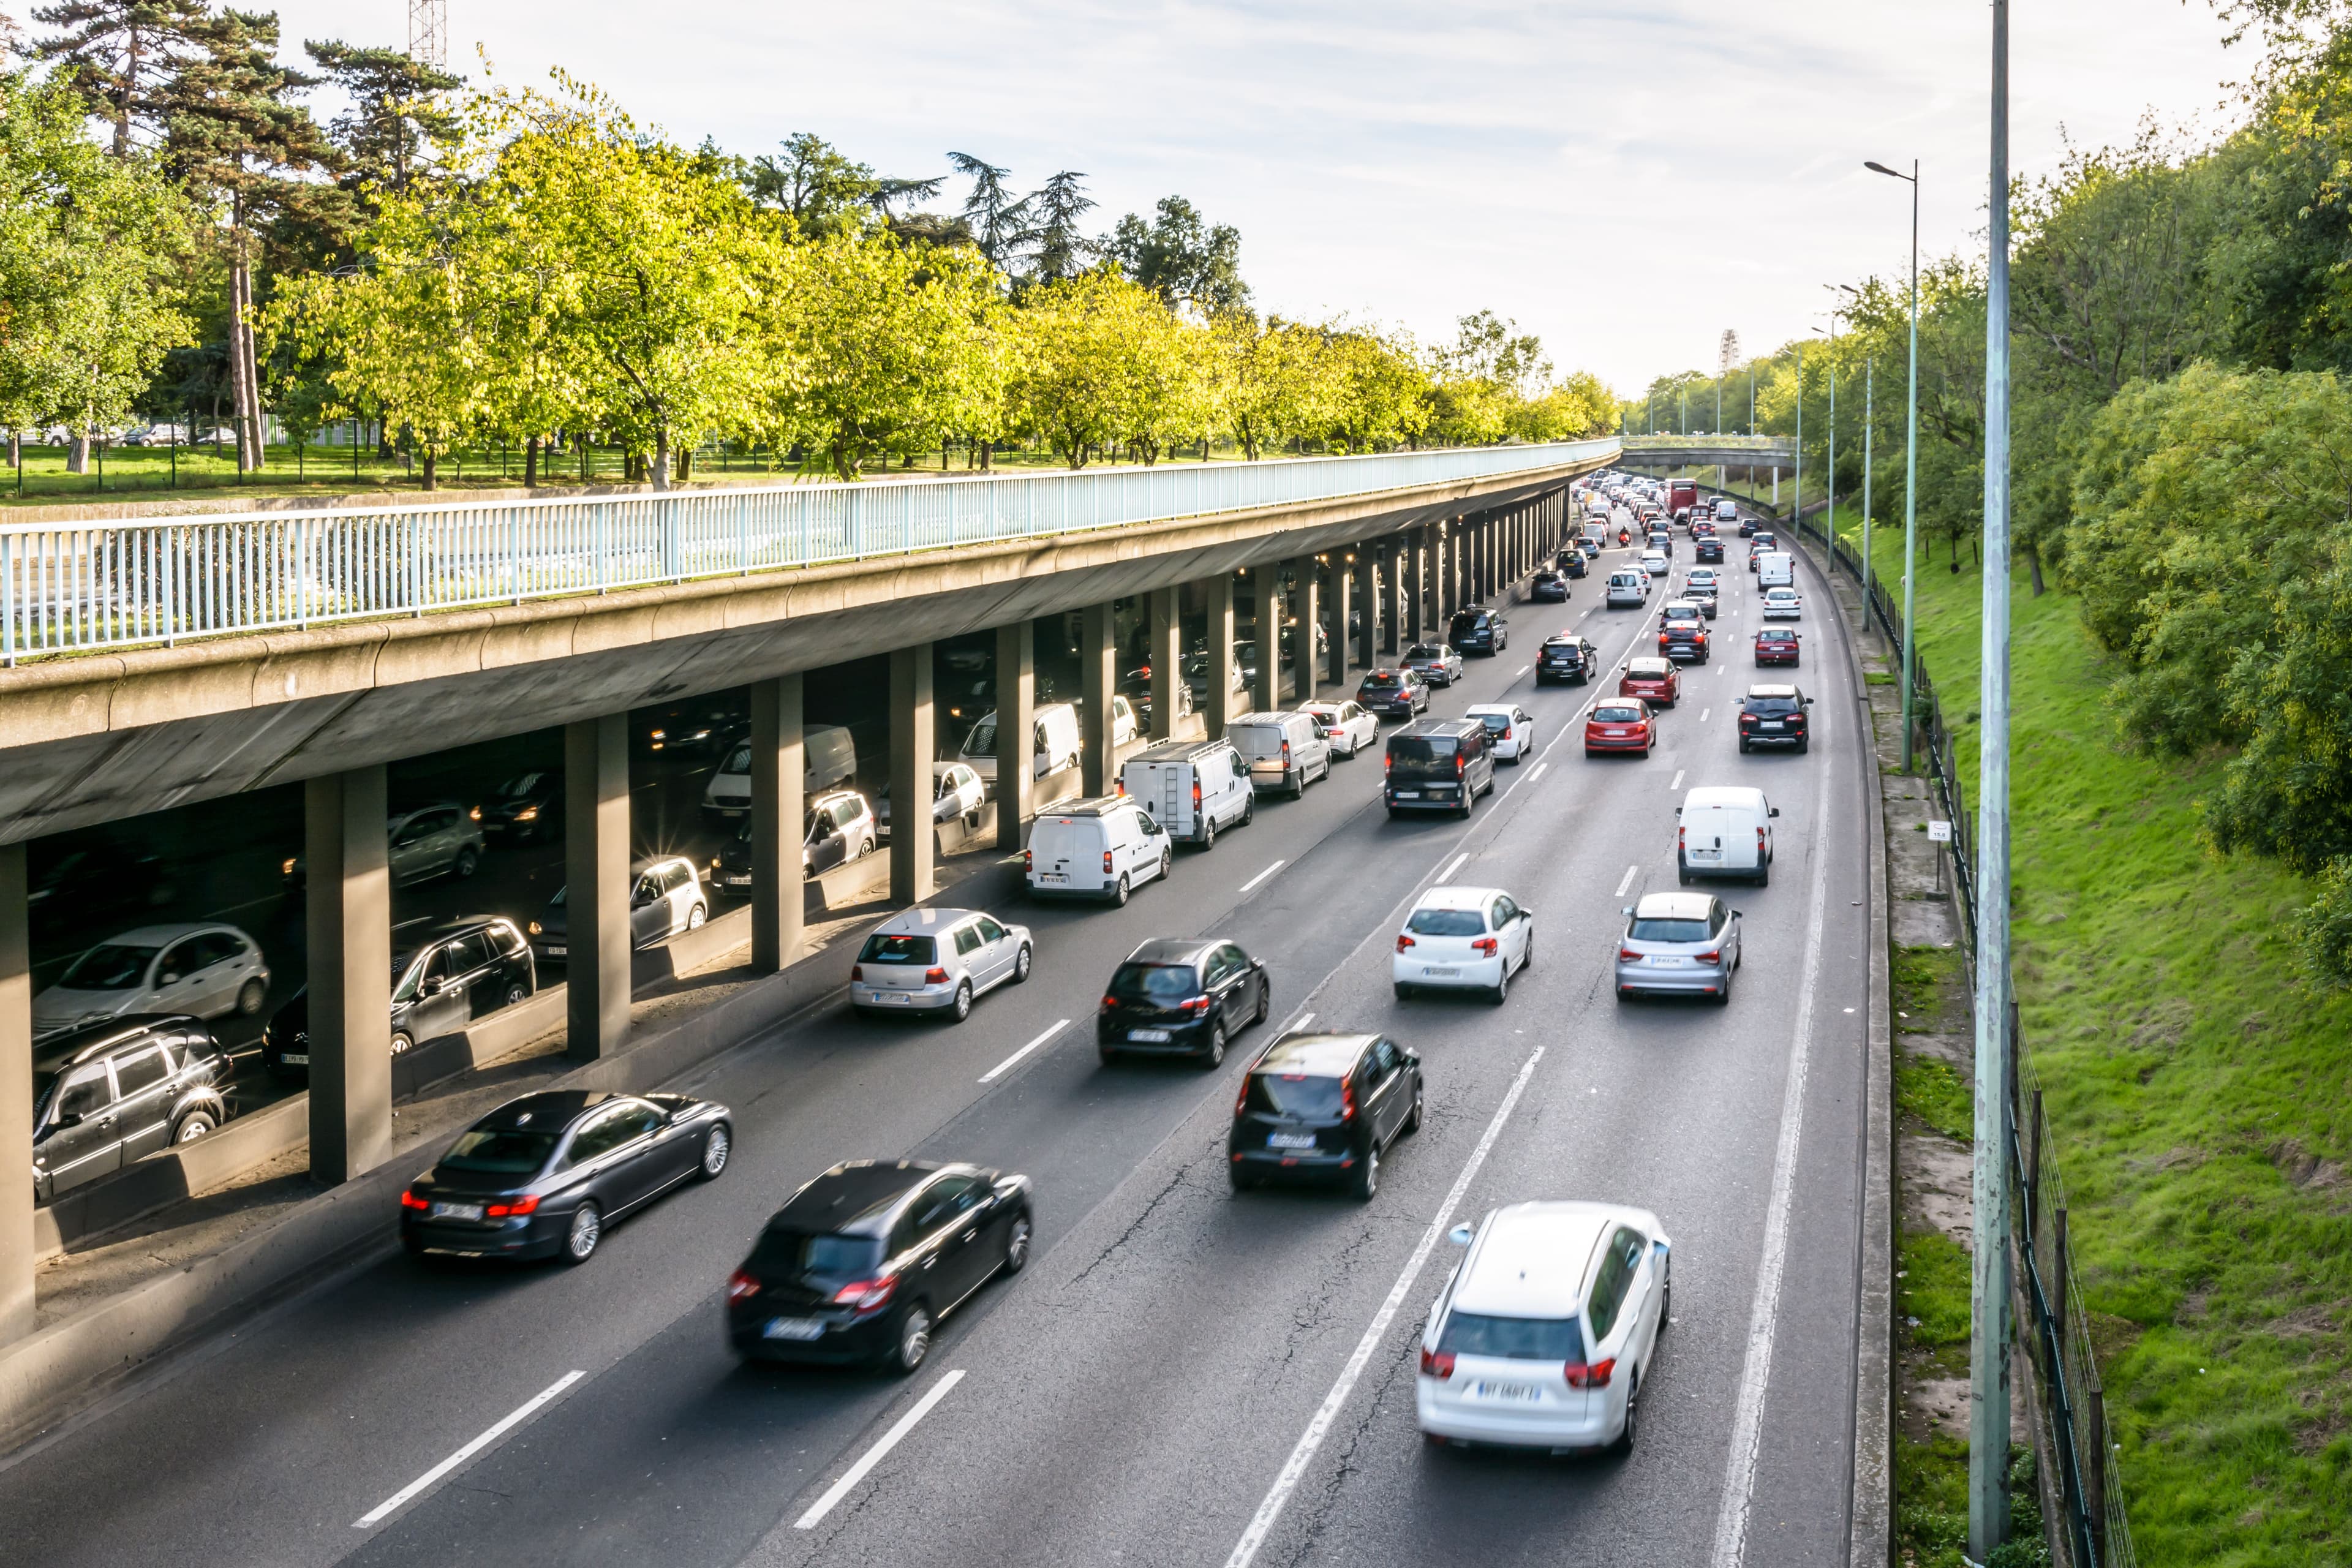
982, 440, 992, 470
66, 434, 89, 475
2026, 539, 2046, 597
229, 251, 265, 473
653, 428, 671, 491
676, 445, 692, 483
7, 431, 18, 469
420, 451, 438, 491
524, 435, 540, 488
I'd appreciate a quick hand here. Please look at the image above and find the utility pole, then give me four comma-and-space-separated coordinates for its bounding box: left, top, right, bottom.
1863, 356, 1875, 627
1792, 341, 1803, 532
1970, 0, 2015, 1556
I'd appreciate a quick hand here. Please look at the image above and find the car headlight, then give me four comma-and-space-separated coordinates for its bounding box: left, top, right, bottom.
469, 805, 482, 820
514, 806, 538, 822
282, 857, 298, 876
527, 920, 543, 935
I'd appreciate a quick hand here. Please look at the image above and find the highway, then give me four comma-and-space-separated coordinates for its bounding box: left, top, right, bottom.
0, 500, 1875, 1568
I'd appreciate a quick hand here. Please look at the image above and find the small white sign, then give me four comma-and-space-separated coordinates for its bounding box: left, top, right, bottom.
1927, 820, 1953, 843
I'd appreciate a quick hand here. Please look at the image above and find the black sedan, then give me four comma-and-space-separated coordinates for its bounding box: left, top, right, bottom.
475, 770, 564, 843
728, 1159, 1033, 1374
1229, 1033, 1422, 1200
401, 1089, 731, 1265
1098, 937, 1270, 1066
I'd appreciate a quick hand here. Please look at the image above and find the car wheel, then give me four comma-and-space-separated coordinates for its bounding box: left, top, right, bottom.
951, 981, 973, 1023
1112, 873, 1130, 908
1612, 1371, 1642, 1457
1002, 1212, 1033, 1275
1230, 1167, 1258, 1193
1098, 1046, 1118, 1066
685, 902, 707, 932
1352, 1144, 1381, 1202
1201, 816, 1216, 851
1241, 796, 1256, 827
505, 981, 529, 1009
1491, 967, 1509, 1006
454, 845, 480, 880
1797, 738, 1811, 754
1204, 1018, 1227, 1068
1403, 1081, 1424, 1134
1013, 944, 1033, 983
391, 1030, 414, 1055
1159, 850, 1172, 882
1394, 982, 1412, 1001
1756, 860, 1771, 888
698, 1122, 732, 1178
1253, 975, 1272, 1025
1739, 738, 1751, 754
562, 1202, 601, 1266
235, 978, 266, 1016
888, 1303, 933, 1376
173, 1110, 216, 1144
1716, 967, 1733, 1006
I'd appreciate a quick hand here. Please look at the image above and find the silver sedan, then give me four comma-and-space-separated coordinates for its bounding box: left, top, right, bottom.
1613, 892, 1742, 1005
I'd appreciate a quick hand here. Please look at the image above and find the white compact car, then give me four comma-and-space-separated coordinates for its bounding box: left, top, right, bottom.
1392, 885, 1534, 1004
1761, 586, 1803, 620
850, 905, 1031, 1022
1464, 704, 1536, 763
1640, 550, 1670, 578
32, 922, 271, 1041
1418, 1200, 1672, 1455
1301, 700, 1380, 760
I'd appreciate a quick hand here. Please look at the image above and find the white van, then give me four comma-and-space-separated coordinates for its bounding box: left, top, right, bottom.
1676, 785, 1781, 886
1757, 551, 1795, 589
701, 723, 856, 819
1121, 738, 1254, 848
1605, 568, 1649, 608
1225, 710, 1333, 799
960, 701, 1084, 788
1026, 797, 1174, 905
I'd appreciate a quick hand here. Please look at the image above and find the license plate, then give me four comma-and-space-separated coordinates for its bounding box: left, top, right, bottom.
280, 1052, 309, 1066
1393, 790, 1419, 799
1267, 1133, 1317, 1150
1467, 1381, 1540, 1402
1128, 1028, 1172, 1042
1760, 721, 1784, 730
876, 992, 911, 1005
429, 1202, 485, 1222
1423, 966, 1461, 978
725, 874, 752, 886
1039, 872, 1068, 884
763, 1317, 826, 1341
1653, 957, 1686, 967
544, 944, 567, 957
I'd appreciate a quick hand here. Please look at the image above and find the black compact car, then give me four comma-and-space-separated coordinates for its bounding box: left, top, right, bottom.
1447, 608, 1508, 657
1738, 685, 1815, 752
32, 1016, 230, 1203
1738, 516, 1759, 538
475, 771, 565, 843
401, 1088, 731, 1265
264, 916, 535, 1076
1098, 937, 1271, 1066
1529, 570, 1569, 603
1355, 668, 1430, 717
727, 1159, 1034, 1374
26, 840, 176, 931
1535, 634, 1601, 685
1229, 1032, 1422, 1200
1658, 607, 1711, 664
1695, 535, 1725, 564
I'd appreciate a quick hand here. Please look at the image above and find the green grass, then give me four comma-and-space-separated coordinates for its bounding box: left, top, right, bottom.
1832, 518, 2352, 1566
1904, 1228, 1977, 1354
1899, 1055, 1975, 1145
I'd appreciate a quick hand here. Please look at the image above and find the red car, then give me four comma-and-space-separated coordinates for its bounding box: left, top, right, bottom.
1754, 627, 1801, 667
1618, 657, 1681, 707
1585, 698, 1658, 758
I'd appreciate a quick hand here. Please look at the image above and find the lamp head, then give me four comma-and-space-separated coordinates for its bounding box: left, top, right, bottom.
1864, 160, 1914, 183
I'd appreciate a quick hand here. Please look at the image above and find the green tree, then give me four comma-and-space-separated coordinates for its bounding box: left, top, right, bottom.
1105, 195, 1248, 317
1006, 268, 1205, 469
31, 0, 215, 154
948, 151, 1029, 271
1021, 170, 1095, 286
1320, 326, 1430, 453
303, 40, 461, 200
1213, 312, 1334, 461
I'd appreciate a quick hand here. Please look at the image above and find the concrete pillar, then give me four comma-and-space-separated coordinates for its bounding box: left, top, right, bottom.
994, 620, 1035, 848
1354, 548, 1378, 670
1404, 533, 1425, 645
1330, 553, 1354, 687
1291, 557, 1320, 703
1, 843, 31, 1343
1773, 467, 1780, 505
1206, 575, 1237, 740
306, 765, 392, 1183
565, 716, 630, 1063
1081, 604, 1117, 796
891, 643, 936, 901
1149, 586, 1182, 741
750, 674, 804, 975
1253, 565, 1282, 714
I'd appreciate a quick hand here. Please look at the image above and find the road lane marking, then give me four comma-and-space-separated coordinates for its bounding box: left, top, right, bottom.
979, 1020, 1066, 1083
1701, 707, 1711, 722
1223, 1044, 1547, 1568
1708, 693, 1836, 1568
1281, 1011, 1316, 1035
1436, 851, 1469, 883
1613, 863, 1638, 898
1513, 664, 1530, 678
793, 1370, 966, 1531
1238, 859, 1286, 894
1526, 762, 1548, 783
355, 1370, 585, 1528
1670, 769, 1685, 791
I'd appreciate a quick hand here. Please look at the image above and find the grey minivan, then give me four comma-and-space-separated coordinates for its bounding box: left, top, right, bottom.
1227, 712, 1333, 799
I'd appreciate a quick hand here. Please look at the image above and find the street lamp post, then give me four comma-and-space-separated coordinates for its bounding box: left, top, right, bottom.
1863, 355, 1875, 626
1867, 156, 1921, 772
1820, 293, 1841, 576
1792, 341, 1803, 535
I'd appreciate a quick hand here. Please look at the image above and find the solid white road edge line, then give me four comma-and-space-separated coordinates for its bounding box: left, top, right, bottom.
354, 1370, 586, 1528
1613, 863, 1638, 899
1436, 851, 1469, 884
793, 1369, 967, 1531
978, 1019, 1068, 1083
1238, 859, 1287, 894
1706, 677, 1836, 1568
1221, 1044, 1548, 1568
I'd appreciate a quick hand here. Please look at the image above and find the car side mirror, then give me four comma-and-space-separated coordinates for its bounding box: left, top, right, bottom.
1733, 910, 1746, 919
631, 889, 657, 908
1447, 1223, 1476, 1248
420, 974, 445, 996
51, 1110, 83, 1130
160, 971, 181, 986
1769, 807, 1781, 818
1621, 905, 1634, 917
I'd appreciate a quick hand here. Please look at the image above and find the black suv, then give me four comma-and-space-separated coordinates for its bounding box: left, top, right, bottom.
1355, 668, 1430, 718
1384, 717, 1496, 818
1535, 634, 1600, 685
1229, 1032, 1422, 1200
1098, 937, 1271, 1066
263, 916, 535, 1076
1695, 534, 1725, 564
1737, 685, 1815, 752
1447, 608, 1508, 657
33, 1016, 230, 1202
1658, 605, 1711, 664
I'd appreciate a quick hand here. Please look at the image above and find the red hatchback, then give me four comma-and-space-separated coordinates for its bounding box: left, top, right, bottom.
1618, 657, 1681, 707
1585, 699, 1658, 758
1754, 628, 1801, 667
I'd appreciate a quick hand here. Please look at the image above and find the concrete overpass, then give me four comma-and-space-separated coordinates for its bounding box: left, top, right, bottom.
1618, 434, 1795, 468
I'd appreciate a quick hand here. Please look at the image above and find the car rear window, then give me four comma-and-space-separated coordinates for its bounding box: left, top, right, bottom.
1746, 697, 1800, 716
749, 1229, 885, 1278
1228, 723, 1286, 758
859, 933, 937, 964
1388, 736, 1459, 776
440, 1128, 559, 1174
1404, 644, 1444, 660
1437, 1311, 1588, 1362
1110, 962, 1199, 1002
1629, 917, 1711, 943
1476, 713, 1511, 733
1593, 704, 1644, 722
1248, 1072, 1347, 1118
1406, 908, 1485, 936
1360, 672, 1403, 690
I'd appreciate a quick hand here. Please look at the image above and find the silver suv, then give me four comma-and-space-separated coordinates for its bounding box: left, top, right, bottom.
1613, 892, 1742, 1005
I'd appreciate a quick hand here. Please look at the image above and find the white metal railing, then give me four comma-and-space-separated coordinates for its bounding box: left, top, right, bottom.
0, 439, 1616, 664
1620, 434, 1793, 451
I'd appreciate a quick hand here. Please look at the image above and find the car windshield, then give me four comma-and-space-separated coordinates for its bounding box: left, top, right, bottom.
1388, 736, 1459, 777
1760, 630, 1796, 643
721, 745, 752, 774
1438, 1311, 1588, 1362
1406, 908, 1485, 936
859, 933, 937, 965
496, 772, 548, 799
1449, 613, 1488, 634
439, 1127, 558, 1175
1630, 916, 1711, 943
1250, 1072, 1346, 1118
1593, 704, 1644, 722
963, 716, 997, 753
1109, 962, 1199, 1002
1359, 673, 1403, 690
58, 943, 156, 990
748, 1229, 885, 1278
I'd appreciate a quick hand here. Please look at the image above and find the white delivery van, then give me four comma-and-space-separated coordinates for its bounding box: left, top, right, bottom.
1606, 568, 1649, 608
1121, 738, 1254, 847
1757, 551, 1795, 589
960, 701, 1084, 788
1025, 796, 1173, 905
1225, 711, 1333, 799
701, 723, 856, 819
1676, 785, 1781, 886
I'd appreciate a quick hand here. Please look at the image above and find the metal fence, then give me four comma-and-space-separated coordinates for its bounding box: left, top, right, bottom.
0, 438, 1618, 664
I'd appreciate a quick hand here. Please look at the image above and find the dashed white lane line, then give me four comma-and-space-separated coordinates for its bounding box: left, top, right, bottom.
979, 1019, 1068, 1083
794, 1370, 967, 1531
1513, 664, 1530, 679
1670, 769, 1686, 791
1238, 859, 1287, 894
1701, 707, 1711, 722
1281, 1011, 1316, 1035
356, 1370, 586, 1528
1436, 851, 1469, 884
1613, 862, 1639, 898
1526, 761, 1548, 783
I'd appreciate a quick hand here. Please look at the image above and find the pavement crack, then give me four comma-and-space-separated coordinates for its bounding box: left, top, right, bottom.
1281, 1324, 1427, 1566
1069, 1155, 1196, 1285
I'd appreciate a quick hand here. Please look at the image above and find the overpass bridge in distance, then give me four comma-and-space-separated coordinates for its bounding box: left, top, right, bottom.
1617, 434, 1795, 469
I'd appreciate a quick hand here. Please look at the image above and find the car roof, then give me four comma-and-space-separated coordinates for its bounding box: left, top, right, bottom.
631, 854, 699, 875
1461, 703, 1519, 717
1632, 891, 1716, 921
1756, 627, 1799, 639
84, 921, 240, 946
1766, 584, 1798, 594
1747, 683, 1801, 698
1036, 795, 1141, 819
767, 1159, 952, 1237
1453, 1202, 1621, 1316
810, 788, 866, 809
1394, 716, 1480, 738
1228, 710, 1306, 727
1414, 884, 1504, 910
1626, 657, 1672, 674
1124, 937, 1219, 966
1684, 785, 1767, 809
477, 1090, 633, 1131
1253, 1031, 1375, 1077
1129, 737, 1238, 764
48, 1014, 198, 1063
873, 907, 986, 934
1662, 600, 1702, 613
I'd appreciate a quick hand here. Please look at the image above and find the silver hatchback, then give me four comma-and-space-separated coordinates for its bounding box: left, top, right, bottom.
850, 906, 1033, 1023
1613, 892, 1742, 1005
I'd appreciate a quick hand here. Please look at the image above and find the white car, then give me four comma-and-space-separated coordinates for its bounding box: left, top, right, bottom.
1605, 570, 1649, 608
1640, 550, 1670, 578
1464, 703, 1536, 763
1302, 700, 1380, 759
876, 761, 987, 840
1761, 586, 1803, 619
850, 905, 1031, 1022
1418, 1200, 1672, 1455
32, 922, 270, 1042
1392, 885, 1534, 1004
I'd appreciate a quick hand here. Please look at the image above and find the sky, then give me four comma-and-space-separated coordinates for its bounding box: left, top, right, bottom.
18, 0, 2249, 396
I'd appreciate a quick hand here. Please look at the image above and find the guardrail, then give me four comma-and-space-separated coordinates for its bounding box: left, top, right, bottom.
0, 438, 1617, 664
1620, 433, 1791, 449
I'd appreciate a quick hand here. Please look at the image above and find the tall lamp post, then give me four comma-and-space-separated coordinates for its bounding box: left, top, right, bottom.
1867, 156, 1921, 772
1820, 291, 1842, 574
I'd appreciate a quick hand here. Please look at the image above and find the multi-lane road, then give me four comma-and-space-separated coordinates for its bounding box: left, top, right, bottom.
1, 501, 1875, 1568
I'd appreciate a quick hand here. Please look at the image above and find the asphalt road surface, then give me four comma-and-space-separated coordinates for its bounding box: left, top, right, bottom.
0, 501, 1875, 1568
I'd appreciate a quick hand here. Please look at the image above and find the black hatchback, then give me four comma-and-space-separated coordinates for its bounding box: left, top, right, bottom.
1355, 668, 1429, 718
728, 1159, 1035, 1375
32, 1016, 230, 1203
1098, 938, 1271, 1066
1448, 608, 1507, 656
400, 1088, 732, 1265
1529, 570, 1569, 603
1534, 634, 1600, 686
1229, 1033, 1422, 1200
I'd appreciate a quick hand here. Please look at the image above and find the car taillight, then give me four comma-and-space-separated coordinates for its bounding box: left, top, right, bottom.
1473, 937, 1498, 955
1023, 849, 1033, 870
1757, 826, 1767, 858
851, 964, 864, 982
486, 1194, 540, 1218
1193, 780, 1202, 814
1103, 850, 1114, 874
1396, 933, 1415, 952
399, 1188, 429, 1210
924, 966, 949, 984
1619, 946, 1642, 962
1697, 949, 1721, 963
1180, 996, 1211, 1015
1341, 1080, 1357, 1121
727, 1268, 761, 1304
1420, 1348, 1457, 1379
832, 1276, 898, 1311
1102, 994, 1120, 1011
1566, 1357, 1616, 1389
1456, 752, 1466, 775
1678, 825, 1686, 852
